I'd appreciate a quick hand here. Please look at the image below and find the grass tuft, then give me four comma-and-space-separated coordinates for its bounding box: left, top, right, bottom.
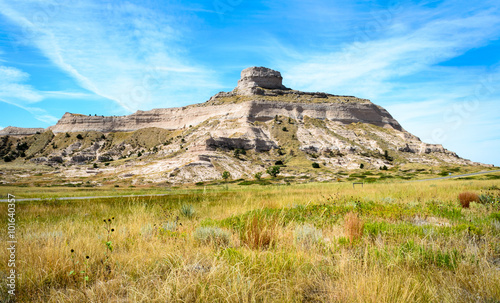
241, 215, 277, 249
344, 211, 364, 243
458, 192, 479, 208
180, 204, 195, 219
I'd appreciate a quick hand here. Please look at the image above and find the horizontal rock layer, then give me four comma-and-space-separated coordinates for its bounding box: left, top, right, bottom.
0, 126, 46, 136
45, 100, 401, 134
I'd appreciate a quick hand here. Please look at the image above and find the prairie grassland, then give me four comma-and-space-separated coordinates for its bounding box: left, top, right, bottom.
1, 179, 499, 302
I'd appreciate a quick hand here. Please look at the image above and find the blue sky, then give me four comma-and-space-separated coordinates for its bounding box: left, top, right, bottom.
0, 0, 499, 166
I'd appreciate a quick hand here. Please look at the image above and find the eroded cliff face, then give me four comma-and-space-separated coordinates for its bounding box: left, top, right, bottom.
0, 67, 401, 135
0, 66, 488, 185
47, 102, 254, 133
46, 99, 402, 134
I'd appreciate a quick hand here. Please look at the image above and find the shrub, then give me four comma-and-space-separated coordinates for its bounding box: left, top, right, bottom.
312, 162, 320, 168
360, 163, 364, 169
222, 171, 231, 181
254, 172, 263, 180
295, 224, 322, 248
180, 204, 195, 219
458, 192, 479, 208
266, 166, 280, 178
161, 220, 179, 233
275, 160, 283, 166
282, 126, 288, 132
384, 150, 393, 161
344, 212, 364, 243
194, 227, 231, 247
76, 134, 83, 140
234, 148, 246, 158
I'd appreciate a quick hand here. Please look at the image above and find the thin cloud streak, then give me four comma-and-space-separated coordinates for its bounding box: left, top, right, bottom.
0, 0, 220, 112
0, 97, 58, 125
275, 2, 500, 99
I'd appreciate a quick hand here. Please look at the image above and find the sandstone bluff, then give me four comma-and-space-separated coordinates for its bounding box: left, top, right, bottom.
0, 67, 487, 185
8, 67, 402, 135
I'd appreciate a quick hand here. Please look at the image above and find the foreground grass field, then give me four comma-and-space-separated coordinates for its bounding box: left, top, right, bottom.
1, 180, 500, 302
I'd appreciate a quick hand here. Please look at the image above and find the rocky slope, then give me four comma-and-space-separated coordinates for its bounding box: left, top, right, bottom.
0, 67, 488, 185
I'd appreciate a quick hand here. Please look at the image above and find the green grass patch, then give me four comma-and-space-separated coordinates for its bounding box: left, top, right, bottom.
238, 180, 272, 186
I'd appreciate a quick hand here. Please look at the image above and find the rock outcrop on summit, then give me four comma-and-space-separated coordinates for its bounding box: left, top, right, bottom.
236, 66, 287, 95
0, 67, 488, 184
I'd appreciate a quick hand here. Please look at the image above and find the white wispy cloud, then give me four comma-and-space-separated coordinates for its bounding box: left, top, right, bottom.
0, 97, 58, 125
275, 1, 500, 98
0, 65, 43, 103
0, 64, 58, 124
266, 0, 500, 164
0, 0, 220, 112
42, 91, 102, 99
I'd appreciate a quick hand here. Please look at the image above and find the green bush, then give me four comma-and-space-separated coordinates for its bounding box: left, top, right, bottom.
222, 171, 231, 181
266, 166, 280, 178
3, 155, 14, 162
312, 162, 320, 168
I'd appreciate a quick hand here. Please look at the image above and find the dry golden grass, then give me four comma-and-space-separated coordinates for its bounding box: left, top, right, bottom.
344, 211, 364, 243
241, 215, 278, 249
0, 179, 499, 302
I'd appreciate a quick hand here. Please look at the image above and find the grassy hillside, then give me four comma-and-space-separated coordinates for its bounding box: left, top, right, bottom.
1, 179, 499, 302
